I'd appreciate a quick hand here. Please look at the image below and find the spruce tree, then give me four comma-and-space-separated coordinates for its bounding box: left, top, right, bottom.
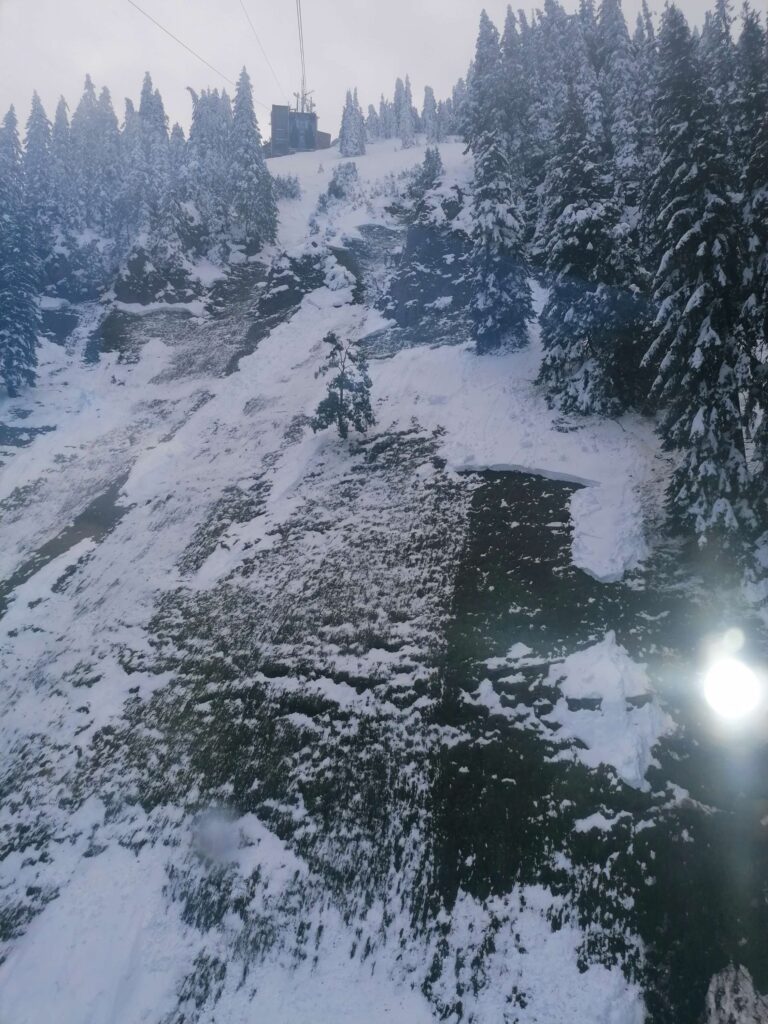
50, 97, 74, 231
0, 107, 39, 394
169, 122, 188, 193
465, 11, 505, 151
339, 90, 354, 155
409, 145, 444, 209
400, 77, 415, 148
451, 79, 468, 134
500, 8, 529, 173
353, 89, 366, 155
379, 95, 394, 139
470, 131, 533, 353
94, 87, 121, 235
422, 86, 439, 143
742, 89, 768, 531
23, 93, 54, 278
516, 10, 549, 194
537, 82, 643, 413
466, 11, 532, 353
188, 88, 233, 250
643, 5, 751, 550
733, 3, 767, 167
437, 99, 451, 139
70, 74, 100, 229
700, 0, 737, 112
312, 332, 375, 440
115, 98, 149, 243
230, 67, 276, 247
366, 104, 381, 141
393, 79, 406, 132
579, 0, 601, 70
533, 0, 572, 165
339, 89, 366, 157
597, 0, 644, 204
631, 1, 660, 195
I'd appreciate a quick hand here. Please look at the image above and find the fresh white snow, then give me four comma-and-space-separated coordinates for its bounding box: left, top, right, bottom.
545, 632, 674, 790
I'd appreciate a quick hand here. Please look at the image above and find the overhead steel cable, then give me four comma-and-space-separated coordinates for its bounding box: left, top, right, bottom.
124, 0, 271, 110
238, 0, 290, 105
296, 0, 307, 108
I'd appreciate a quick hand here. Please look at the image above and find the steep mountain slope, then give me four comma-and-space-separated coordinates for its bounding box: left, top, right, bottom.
1, 141, 767, 1024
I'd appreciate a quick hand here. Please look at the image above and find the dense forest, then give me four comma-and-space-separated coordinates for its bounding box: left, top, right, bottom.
0, 67, 276, 392
347, 0, 768, 564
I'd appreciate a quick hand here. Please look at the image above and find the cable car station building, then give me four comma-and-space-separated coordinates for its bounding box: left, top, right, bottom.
269, 105, 331, 157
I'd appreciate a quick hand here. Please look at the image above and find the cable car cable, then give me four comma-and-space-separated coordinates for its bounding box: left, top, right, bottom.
125, 0, 272, 111
237, 0, 290, 105
296, 0, 307, 107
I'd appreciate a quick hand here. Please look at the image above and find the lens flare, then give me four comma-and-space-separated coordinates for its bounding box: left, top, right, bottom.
703, 657, 762, 721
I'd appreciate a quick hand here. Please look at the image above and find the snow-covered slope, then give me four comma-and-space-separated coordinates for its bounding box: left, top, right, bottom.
1, 139, 766, 1024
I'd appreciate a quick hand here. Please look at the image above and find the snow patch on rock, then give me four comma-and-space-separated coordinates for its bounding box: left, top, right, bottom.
704, 965, 768, 1024
545, 632, 674, 790
570, 480, 649, 582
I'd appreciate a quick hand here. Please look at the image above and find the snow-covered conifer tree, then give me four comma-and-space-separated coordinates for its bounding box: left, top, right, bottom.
69, 74, 101, 228
451, 79, 468, 135
50, 97, 74, 230
733, 3, 767, 167
115, 99, 147, 243
468, 11, 533, 353
579, 0, 600, 69
352, 89, 366, 155
230, 67, 276, 247
500, 7, 530, 172
700, 0, 737, 113
643, 5, 751, 550
631, 0, 660, 194
366, 104, 380, 141
409, 145, 444, 209
470, 135, 533, 351
464, 11, 505, 151
0, 107, 39, 394
23, 93, 54, 277
187, 88, 233, 249
422, 86, 439, 143
437, 99, 451, 139
741, 60, 768, 532
169, 122, 188, 195
94, 87, 121, 235
597, 0, 644, 205
339, 90, 354, 154
379, 95, 394, 139
312, 332, 375, 440
537, 79, 644, 413
339, 89, 366, 157
400, 77, 415, 148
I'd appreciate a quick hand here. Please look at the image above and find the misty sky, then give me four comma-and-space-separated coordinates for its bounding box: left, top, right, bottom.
1, 0, 714, 140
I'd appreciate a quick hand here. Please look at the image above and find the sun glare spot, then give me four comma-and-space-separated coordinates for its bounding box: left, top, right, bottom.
703, 657, 762, 721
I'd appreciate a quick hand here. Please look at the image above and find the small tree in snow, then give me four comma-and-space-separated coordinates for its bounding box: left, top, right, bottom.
339, 89, 366, 157
312, 331, 375, 440
423, 86, 439, 142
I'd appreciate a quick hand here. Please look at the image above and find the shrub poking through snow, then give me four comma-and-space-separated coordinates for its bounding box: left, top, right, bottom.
311, 331, 375, 440
326, 162, 359, 201
271, 173, 302, 200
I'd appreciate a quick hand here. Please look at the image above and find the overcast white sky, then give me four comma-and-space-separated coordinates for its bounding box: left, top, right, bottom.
1, 0, 713, 140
